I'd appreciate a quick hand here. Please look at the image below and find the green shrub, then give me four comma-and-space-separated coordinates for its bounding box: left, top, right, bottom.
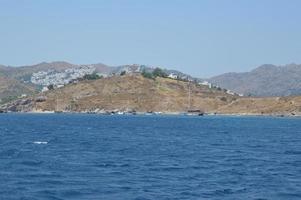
152, 68, 167, 78
142, 68, 167, 79
47, 84, 54, 90
142, 70, 154, 79
0, 95, 18, 104
83, 73, 101, 80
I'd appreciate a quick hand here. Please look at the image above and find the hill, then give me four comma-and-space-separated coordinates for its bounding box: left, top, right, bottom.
0, 76, 36, 104
0, 61, 200, 104
2, 75, 301, 116
1, 75, 236, 113
0, 61, 114, 104
209, 64, 301, 97
2, 61, 301, 106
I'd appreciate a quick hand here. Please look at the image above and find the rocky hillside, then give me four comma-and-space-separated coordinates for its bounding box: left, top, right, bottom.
0, 76, 36, 104
0, 61, 201, 104
209, 64, 301, 97
1, 75, 236, 113
2, 75, 301, 116
0, 61, 113, 81
0, 62, 80, 95
2, 61, 301, 105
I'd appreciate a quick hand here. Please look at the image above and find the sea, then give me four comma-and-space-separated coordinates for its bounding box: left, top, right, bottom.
0, 114, 301, 200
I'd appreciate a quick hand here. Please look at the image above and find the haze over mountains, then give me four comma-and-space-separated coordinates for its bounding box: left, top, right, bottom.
209, 64, 301, 97
0, 62, 301, 105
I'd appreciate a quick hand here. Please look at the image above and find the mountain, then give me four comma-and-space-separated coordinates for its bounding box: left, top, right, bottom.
0, 62, 77, 80
92, 63, 115, 74
2, 61, 301, 106
0, 61, 116, 103
209, 64, 301, 97
0, 74, 241, 113
2, 74, 301, 116
0, 61, 200, 104
0, 76, 36, 104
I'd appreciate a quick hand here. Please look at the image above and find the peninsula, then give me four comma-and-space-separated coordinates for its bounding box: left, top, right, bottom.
1, 74, 301, 116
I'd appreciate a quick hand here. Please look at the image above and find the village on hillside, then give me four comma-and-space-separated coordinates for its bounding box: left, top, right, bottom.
29, 64, 242, 96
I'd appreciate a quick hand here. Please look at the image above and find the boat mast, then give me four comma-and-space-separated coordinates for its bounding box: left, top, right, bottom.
188, 81, 191, 111
56, 93, 58, 112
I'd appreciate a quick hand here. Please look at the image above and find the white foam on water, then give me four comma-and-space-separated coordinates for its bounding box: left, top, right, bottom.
33, 141, 48, 145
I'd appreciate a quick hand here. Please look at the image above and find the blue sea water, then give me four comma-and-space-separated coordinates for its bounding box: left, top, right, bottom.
0, 114, 301, 200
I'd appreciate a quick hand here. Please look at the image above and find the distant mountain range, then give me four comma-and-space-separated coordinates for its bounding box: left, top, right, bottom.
209, 64, 301, 97
0, 62, 301, 104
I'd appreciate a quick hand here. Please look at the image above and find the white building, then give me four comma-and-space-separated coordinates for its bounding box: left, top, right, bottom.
226, 90, 235, 95
31, 65, 96, 87
199, 81, 212, 88
41, 87, 49, 92
168, 73, 178, 79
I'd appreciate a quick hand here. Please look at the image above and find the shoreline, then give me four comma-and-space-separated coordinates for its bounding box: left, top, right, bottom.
1, 110, 301, 118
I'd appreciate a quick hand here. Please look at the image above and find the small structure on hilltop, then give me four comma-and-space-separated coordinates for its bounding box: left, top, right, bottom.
168, 73, 178, 79
199, 81, 212, 88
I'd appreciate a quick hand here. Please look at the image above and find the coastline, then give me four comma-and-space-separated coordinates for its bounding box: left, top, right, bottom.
1, 75, 301, 118
1, 110, 300, 118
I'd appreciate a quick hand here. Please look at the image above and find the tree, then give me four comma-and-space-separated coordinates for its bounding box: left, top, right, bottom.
152, 68, 167, 78
47, 84, 54, 90
141, 68, 167, 79
120, 71, 126, 76
83, 73, 101, 80
142, 70, 154, 79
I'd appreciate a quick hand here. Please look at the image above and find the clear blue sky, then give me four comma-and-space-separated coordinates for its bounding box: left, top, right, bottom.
1, 0, 301, 77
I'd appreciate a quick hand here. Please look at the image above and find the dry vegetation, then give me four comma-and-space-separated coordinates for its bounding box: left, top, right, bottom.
32, 75, 234, 113
2, 74, 301, 116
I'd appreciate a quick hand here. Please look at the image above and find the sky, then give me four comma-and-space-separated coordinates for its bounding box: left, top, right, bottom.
0, 0, 301, 78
